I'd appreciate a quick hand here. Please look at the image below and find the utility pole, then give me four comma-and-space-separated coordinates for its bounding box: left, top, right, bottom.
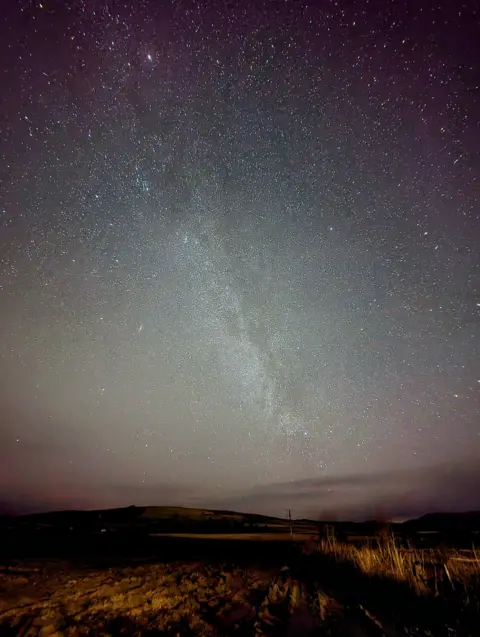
288, 509, 295, 541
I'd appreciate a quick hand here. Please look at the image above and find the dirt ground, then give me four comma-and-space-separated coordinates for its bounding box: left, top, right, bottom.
0, 560, 323, 636
0, 535, 476, 636
0, 556, 457, 637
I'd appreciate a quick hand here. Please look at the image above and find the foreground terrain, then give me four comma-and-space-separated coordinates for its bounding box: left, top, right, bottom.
0, 540, 479, 636
0, 507, 479, 635
0, 558, 319, 636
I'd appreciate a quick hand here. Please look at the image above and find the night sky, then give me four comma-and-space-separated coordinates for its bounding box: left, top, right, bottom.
0, 0, 479, 519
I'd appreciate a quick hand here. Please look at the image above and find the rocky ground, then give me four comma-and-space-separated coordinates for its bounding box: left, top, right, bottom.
0, 560, 383, 636
0, 558, 460, 636
0, 539, 477, 636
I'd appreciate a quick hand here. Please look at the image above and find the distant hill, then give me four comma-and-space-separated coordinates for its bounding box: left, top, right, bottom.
8, 506, 480, 535
139, 506, 283, 524
403, 511, 480, 532
13, 505, 288, 532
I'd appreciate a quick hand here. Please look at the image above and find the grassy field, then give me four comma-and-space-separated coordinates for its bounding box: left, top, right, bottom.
149, 532, 309, 541
316, 535, 480, 594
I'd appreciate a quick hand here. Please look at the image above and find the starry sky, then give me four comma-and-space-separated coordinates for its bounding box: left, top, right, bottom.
0, 0, 479, 519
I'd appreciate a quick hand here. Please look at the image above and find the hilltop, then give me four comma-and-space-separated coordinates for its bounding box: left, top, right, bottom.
6, 505, 294, 535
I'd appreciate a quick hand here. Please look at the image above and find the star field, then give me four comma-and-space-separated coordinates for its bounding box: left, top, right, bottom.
0, 0, 479, 516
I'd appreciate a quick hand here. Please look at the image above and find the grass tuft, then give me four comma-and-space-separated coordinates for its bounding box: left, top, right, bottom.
317, 534, 480, 595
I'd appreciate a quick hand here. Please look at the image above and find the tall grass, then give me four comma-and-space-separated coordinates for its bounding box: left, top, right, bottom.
317, 535, 480, 595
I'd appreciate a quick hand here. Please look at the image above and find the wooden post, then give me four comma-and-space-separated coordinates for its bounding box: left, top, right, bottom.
288, 509, 295, 541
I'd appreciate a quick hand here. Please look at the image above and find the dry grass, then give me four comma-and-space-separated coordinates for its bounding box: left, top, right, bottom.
317, 535, 480, 595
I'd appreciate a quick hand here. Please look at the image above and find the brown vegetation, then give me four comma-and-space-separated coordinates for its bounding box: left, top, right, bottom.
317, 534, 480, 595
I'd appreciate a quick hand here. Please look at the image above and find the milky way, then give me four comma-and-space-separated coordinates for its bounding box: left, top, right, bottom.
0, 0, 479, 516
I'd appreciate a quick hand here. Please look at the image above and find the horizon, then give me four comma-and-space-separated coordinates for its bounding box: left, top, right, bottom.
3, 500, 479, 526
2, 459, 479, 521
